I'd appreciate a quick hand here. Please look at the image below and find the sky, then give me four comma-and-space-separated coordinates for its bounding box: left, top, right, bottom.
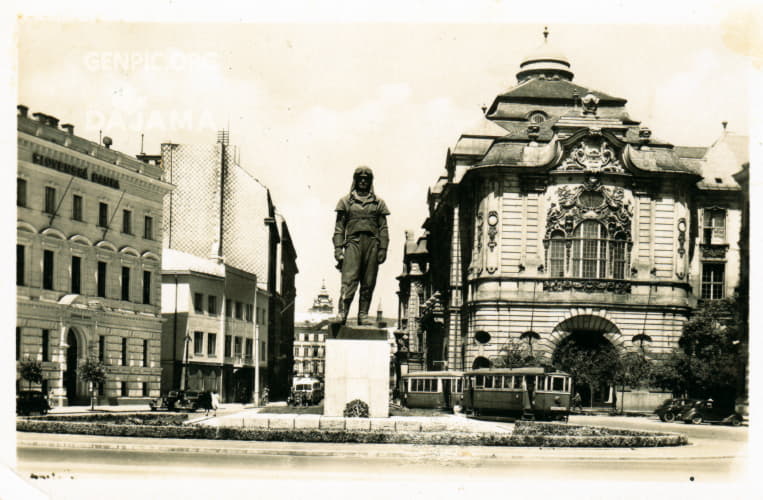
14, 18, 757, 318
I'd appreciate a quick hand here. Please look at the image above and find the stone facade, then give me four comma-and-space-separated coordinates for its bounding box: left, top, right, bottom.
397, 38, 748, 404
16, 106, 173, 406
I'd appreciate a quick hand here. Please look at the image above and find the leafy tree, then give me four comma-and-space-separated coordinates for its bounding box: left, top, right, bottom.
19, 358, 43, 391
614, 350, 653, 413
79, 358, 107, 410
492, 336, 545, 369
653, 296, 744, 407
552, 336, 620, 407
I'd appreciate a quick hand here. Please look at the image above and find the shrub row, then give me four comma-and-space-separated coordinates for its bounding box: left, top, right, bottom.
17, 420, 687, 447
513, 421, 661, 437
27, 413, 189, 426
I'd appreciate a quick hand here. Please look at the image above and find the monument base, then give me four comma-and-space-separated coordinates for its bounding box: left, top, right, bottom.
324, 325, 389, 418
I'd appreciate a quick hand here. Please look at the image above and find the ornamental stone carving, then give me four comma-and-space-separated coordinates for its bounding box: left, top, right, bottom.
544, 182, 633, 241
558, 137, 624, 173
700, 244, 728, 259
542, 279, 631, 294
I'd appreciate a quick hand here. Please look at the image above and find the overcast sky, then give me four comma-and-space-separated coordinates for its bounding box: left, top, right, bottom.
15, 12, 758, 318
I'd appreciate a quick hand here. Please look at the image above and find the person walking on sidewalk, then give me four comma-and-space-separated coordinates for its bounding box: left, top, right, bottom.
572, 392, 583, 413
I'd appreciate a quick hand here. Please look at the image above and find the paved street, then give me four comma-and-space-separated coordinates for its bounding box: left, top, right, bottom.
13, 413, 749, 500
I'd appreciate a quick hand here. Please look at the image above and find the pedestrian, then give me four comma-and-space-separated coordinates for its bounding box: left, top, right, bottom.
199, 391, 213, 416
572, 392, 583, 413
211, 391, 220, 416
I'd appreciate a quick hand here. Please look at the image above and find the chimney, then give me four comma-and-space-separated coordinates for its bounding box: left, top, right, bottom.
722, 121, 728, 131
17, 105, 28, 117
32, 112, 47, 123
46, 116, 60, 128
61, 123, 75, 135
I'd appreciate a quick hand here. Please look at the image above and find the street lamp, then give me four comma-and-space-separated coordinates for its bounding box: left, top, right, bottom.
180, 334, 191, 391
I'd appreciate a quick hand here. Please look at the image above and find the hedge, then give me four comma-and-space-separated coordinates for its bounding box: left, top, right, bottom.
17, 419, 687, 447
28, 414, 189, 426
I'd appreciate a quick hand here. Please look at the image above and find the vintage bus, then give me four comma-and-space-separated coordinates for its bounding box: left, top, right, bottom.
401, 371, 464, 409
461, 367, 572, 420
288, 376, 324, 406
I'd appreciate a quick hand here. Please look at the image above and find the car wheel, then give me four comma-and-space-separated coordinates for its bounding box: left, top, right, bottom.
663, 412, 675, 423
730, 415, 742, 427
691, 415, 703, 425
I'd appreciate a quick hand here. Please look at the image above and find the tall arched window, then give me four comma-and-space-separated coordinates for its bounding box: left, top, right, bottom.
611, 233, 627, 279
571, 221, 607, 278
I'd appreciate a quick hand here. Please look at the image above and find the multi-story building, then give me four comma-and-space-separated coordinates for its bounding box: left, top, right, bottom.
16, 105, 173, 406
397, 35, 748, 408
160, 249, 269, 402
155, 136, 297, 402
293, 283, 334, 379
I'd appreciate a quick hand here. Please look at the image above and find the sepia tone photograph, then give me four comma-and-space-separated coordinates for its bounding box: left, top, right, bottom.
4, 2, 759, 499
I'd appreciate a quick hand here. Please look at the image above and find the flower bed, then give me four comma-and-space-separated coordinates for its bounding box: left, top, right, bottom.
27, 413, 189, 426
17, 418, 687, 447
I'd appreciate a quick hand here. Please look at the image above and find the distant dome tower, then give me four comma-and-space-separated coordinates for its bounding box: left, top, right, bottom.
309, 280, 334, 314
516, 26, 574, 83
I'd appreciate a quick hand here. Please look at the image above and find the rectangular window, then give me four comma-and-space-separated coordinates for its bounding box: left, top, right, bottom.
42, 329, 50, 362
98, 202, 109, 227
143, 339, 148, 367
97, 261, 107, 297
245, 304, 253, 322
224, 335, 232, 357
194, 331, 204, 355
43, 250, 54, 290
611, 240, 626, 280
552, 377, 565, 392
225, 298, 232, 317
208, 295, 217, 315
234, 337, 242, 357
142, 271, 151, 305
262, 341, 266, 361
99, 335, 105, 362
17, 178, 27, 207
235, 302, 243, 320
142, 382, 149, 397
72, 195, 83, 221
121, 266, 130, 301
194, 293, 204, 313
207, 334, 217, 356
121, 337, 128, 366
44, 186, 56, 214
71, 255, 81, 294
701, 263, 725, 299
246, 338, 253, 359
122, 209, 132, 234
549, 238, 565, 277
144, 216, 154, 239
16, 245, 24, 286
121, 381, 128, 397
703, 209, 726, 244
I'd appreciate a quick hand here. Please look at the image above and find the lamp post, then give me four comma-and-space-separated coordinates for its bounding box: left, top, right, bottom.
180, 333, 191, 391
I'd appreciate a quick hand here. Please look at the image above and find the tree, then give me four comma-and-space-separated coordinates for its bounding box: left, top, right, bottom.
614, 350, 653, 413
19, 358, 43, 391
492, 336, 544, 369
79, 358, 107, 410
653, 296, 743, 407
552, 336, 620, 407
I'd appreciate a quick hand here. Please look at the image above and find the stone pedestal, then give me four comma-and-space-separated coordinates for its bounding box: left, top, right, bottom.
324, 326, 389, 418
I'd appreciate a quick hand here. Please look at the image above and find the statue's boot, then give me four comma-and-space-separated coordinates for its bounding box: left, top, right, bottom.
357, 295, 372, 326
337, 298, 351, 325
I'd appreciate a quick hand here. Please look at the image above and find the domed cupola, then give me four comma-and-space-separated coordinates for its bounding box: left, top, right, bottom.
516, 27, 574, 83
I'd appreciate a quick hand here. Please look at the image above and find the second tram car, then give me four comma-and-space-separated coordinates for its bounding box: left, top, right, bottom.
401, 371, 464, 409
462, 367, 572, 420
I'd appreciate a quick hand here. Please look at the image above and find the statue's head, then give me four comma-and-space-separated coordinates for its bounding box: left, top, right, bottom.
352, 166, 374, 194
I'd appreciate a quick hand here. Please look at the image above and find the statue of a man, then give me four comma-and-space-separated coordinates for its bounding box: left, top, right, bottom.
333, 166, 390, 325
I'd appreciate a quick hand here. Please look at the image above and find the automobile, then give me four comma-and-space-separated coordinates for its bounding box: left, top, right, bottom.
149, 390, 201, 411
654, 397, 699, 422
681, 399, 743, 426
16, 390, 51, 416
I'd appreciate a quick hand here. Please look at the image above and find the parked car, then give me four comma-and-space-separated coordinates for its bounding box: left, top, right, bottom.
16, 390, 51, 416
149, 390, 201, 411
681, 399, 743, 426
654, 398, 698, 422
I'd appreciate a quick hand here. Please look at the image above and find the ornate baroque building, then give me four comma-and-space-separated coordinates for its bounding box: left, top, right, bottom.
397, 35, 748, 406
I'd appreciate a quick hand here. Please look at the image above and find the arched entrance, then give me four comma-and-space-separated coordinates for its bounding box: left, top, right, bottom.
550, 315, 623, 408
63, 329, 79, 403
472, 356, 491, 369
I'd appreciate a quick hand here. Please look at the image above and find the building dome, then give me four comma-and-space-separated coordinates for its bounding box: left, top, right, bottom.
516, 28, 574, 83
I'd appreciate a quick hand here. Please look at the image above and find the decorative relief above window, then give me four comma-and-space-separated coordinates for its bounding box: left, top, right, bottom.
557, 137, 625, 173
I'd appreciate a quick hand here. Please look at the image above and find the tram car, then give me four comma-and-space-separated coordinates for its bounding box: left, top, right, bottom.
461, 367, 572, 420
401, 371, 464, 409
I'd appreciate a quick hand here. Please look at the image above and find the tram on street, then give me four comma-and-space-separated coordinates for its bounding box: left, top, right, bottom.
401, 371, 464, 409
461, 367, 572, 420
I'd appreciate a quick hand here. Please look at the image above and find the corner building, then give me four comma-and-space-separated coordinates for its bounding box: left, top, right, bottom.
398, 39, 747, 408
16, 106, 173, 406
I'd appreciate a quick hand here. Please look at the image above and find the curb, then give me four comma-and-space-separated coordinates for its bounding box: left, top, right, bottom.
16, 436, 742, 462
